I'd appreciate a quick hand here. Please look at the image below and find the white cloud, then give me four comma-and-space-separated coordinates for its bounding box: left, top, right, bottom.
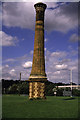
51, 51, 67, 58
54, 70, 60, 74
9, 69, 17, 76
5, 58, 16, 62
2, 2, 78, 33
0, 66, 1, 70
5, 64, 9, 68
44, 38, 48, 42
45, 49, 78, 83
1, 0, 49, 2
44, 48, 47, 51
0, 31, 18, 46
2, 48, 78, 83
69, 66, 77, 70
69, 33, 79, 42
22, 61, 32, 68
45, 2, 78, 32
1, 0, 79, 2
30, 50, 33, 55
3, 2, 35, 29
55, 64, 68, 69
3, 54, 31, 65
10, 69, 15, 72
9, 69, 15, 74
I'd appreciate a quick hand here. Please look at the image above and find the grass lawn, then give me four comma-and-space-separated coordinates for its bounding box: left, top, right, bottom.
2, 95, 79, 118
0, 95, 2, 119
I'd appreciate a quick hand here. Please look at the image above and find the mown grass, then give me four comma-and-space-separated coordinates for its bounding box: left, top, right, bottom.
0, 95, 2, 119
2, 95, 79, 118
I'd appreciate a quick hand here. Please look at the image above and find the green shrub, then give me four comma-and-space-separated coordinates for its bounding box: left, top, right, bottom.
8, 84, 18, 94
72, 89, 80, 96
56, 88, 63, 96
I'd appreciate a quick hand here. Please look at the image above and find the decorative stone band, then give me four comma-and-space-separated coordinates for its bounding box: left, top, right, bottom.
36, 23, 44, 26
28, 77, 47, 82
29, 75, 47, 79
30, 74, 47, 77
35, 28, 44, 31
35, 21, 44, 31
36, 21, 43, 24
28, 80, 47, 82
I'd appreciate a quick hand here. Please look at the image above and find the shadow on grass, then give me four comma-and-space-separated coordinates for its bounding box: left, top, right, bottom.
63, 97, 76, 100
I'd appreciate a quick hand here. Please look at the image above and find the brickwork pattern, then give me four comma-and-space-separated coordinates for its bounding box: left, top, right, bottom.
29, 3, 47, 99
29, 82, 45, 99
30, 3, 46, 77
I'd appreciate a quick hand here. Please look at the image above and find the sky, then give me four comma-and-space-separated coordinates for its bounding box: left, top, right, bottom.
1, 1, 79, 84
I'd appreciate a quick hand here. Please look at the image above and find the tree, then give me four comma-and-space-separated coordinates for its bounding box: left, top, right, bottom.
56, 88, 64, 96
18, 82, 29, 94
72, 89, 80, 96
8, 84, 18, 94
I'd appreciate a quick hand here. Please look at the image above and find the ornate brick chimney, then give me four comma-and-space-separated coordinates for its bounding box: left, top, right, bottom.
29, 2, 47, 99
